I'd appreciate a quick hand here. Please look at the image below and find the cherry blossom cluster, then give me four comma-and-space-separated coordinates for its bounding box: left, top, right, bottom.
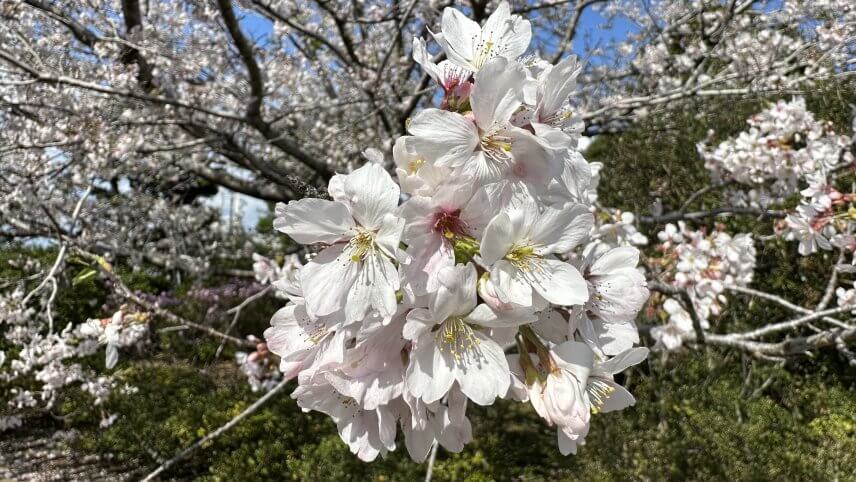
0, 277, 147, 430
263, 3, 650, 461
650, 223, 756, 350
771, 108, 856, 257
781, 175, 856, 259
699, 98, 853, 207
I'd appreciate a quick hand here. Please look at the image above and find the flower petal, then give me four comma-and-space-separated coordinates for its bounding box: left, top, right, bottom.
551, 340, 594, 381
408, 109, 479, 167
524, 259, 588, 306
339, 163, 400, 229
300, 244, 357, 318
437, 6, 480, 69
471, 57, 526, 129
598, 347, 649, 375
466, 303, 537, 328
406, 336, 455, 404
453, 331, 510, 405
490, 259, 534, 306
274, 199, 355, 244
590, 247, 640, 275
480, 211, 515, 265
432, 263, 478, 320
346, 252, 399, 323
530, 204, 593, 254
481, 1, 531, 61
599, 380, 636, 413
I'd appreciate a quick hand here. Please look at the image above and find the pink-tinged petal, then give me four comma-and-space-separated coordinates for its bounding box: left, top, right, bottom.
400, 196, 436, 239
402, 234, 455, 296
507, 127, 561, 185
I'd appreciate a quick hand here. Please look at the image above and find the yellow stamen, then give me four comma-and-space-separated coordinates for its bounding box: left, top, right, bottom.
408, 158, 425, 174
480, 133, 514, 162
588, 379, 615, 414
434, 317, 480, 361
505, 244, 541, 272
348, 229, 376, 263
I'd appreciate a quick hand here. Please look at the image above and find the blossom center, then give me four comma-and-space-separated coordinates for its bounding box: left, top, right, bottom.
434, 317, 480, 361
349, 228, 376, 262
479, 131, 513, 163
587, 378, 615, 414
539, 109, 574, 127
408, 158, 425, 174
432, 208, 468, 239
307, 322, 329, 345
473, 39, 496, 70
505, 244, 543, 272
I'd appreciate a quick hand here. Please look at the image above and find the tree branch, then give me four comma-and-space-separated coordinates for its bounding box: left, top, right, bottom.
140, 378, 289, 482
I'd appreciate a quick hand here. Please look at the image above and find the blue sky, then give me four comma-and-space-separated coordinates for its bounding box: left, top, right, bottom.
227, 3, 634, 230
238, 2, 635, 60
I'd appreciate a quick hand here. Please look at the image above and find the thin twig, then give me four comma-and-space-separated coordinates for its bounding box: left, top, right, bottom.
424, 441, 439, 482
21, 185, 92, 333
638, 206, 785, 224
729, 305, 856, 340
215, 285, 272, 358
76, 250, 255, 348
724, 285, 850, 329
140, 378, 289, 482
816, 249, 846, 311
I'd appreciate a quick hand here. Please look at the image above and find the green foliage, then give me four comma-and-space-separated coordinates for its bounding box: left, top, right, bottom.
586, 97, 764, 214
51, 350, 855, 481
0, 244, 109, 326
